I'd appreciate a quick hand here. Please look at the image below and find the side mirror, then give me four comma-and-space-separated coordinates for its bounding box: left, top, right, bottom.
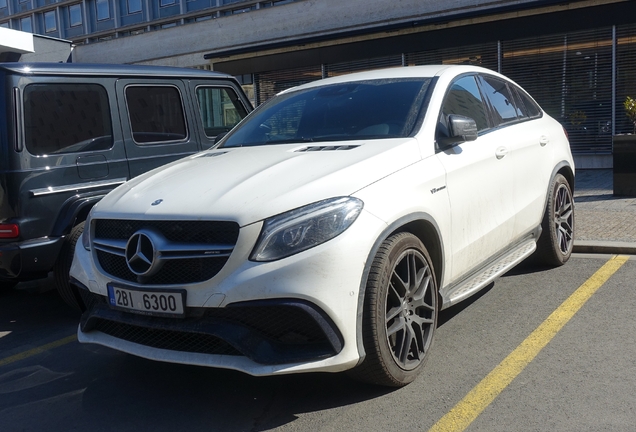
437, 115, 478, 149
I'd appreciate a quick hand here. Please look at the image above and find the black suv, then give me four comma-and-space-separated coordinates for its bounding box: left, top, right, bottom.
0, 63, 252, 310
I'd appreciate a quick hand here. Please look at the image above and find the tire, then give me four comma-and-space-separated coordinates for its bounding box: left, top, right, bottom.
54, 222, 86, 312
349, 232, 438, 387
535, 173, 574, 266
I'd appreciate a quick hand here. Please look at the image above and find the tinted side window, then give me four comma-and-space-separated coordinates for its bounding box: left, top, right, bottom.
126, 86, 187, 144
515, 87, 542, 118
24, 84, 113, 155
437, 75, 489, 137
196, 87, 248, 138
480, 76, 519, 126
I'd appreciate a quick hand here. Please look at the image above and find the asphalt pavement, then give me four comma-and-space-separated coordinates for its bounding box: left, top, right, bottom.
573, 169, 636, 255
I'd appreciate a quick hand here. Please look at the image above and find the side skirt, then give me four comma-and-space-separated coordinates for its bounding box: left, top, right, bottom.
440, 234, 538, 310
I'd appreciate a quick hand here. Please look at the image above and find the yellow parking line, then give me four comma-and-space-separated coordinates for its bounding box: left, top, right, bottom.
0, 334, 77, 368
429, 255, 630, 432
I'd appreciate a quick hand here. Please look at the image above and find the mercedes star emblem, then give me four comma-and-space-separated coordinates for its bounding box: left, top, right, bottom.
125, 230, 159, 276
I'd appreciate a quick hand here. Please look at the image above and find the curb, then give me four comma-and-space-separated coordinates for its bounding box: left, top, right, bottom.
573, 240, 636, 255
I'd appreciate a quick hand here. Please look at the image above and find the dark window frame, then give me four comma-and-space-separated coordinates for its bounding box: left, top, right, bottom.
124, 84, 189, 145
23, 82, 114, 156
478, 75, 520, 128
512, 85, 543, 120
195, 85, 249, 138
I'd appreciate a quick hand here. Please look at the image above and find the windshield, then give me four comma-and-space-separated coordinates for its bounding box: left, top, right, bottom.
220, 78, 431, 148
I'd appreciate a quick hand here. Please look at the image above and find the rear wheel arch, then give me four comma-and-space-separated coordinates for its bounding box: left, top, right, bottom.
52, 193, 105, 237
557, 164, 575, 193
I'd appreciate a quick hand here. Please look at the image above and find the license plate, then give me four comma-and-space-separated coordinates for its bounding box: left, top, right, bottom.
107, 285, 186, 317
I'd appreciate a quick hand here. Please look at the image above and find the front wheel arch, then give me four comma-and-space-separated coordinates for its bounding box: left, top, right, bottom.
353, 214, 445, 367
348, 232, 439, 387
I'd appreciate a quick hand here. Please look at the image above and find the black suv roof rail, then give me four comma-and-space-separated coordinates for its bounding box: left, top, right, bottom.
0, 62, 232, 79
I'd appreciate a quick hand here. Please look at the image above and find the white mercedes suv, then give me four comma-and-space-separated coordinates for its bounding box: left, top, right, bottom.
70, 65, 575, 387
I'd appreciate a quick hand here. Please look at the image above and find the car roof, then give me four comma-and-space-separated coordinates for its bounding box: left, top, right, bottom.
278, 64, 504, 95
0, 62, 233, 79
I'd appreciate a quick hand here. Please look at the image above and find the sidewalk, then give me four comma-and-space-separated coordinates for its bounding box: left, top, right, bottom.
573, 169, 636, 255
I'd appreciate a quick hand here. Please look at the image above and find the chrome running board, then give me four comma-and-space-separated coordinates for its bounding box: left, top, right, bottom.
441, 239, 537, 310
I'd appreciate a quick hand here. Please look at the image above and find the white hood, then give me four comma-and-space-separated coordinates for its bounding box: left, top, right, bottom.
94, 138, 421, 226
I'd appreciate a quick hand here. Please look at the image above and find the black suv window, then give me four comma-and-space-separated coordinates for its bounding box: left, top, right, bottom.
437, 75, 489, 139
196, 87, 248, 138
480, 76, 520, 126
126, 86, 187, 144
24, 83, 113, 155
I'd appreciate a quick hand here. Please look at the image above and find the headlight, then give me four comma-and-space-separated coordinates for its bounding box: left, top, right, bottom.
250, 197, 363, 262
81, 210, 94, 251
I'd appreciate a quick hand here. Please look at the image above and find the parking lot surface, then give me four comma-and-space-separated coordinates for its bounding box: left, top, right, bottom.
1, 254, 634, 432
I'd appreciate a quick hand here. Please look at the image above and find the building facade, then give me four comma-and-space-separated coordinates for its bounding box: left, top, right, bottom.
1, 0, 635, 167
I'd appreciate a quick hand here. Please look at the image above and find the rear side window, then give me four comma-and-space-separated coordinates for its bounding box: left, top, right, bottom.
514, 87, 542, 118
196, 87, 248, 138
24, 84, 113, 155
126, 86, 187, 144
480, 76, 519, 126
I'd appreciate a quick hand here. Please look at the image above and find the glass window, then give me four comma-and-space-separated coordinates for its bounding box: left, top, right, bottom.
0, 22, 8, 28
44, 11, 56, 32
514, 87, 542, 118
480, 76, 519, 126
69, 4, 82, 26
127, 0, 141, 13
126, 86, 187, 144
196, 87, 248, 138
20, 16, 32, 33
221, 79, 431, 148
24, 84, 113, 156
0, 0, 7, 9
96, 0, 110, 21
160, 0, 176, 6
438, 75, 489, 136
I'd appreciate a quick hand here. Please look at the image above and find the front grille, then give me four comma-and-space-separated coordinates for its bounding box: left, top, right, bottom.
96, 250, 228, 285
93, 219, 239, 285
93, 319, 243, 356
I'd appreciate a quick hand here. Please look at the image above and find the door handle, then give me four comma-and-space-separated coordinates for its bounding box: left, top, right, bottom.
540, 135, 549, 146
495, 147, 508, 159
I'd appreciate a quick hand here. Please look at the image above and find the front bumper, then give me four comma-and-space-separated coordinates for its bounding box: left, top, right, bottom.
0, 236, 64, 280
71, 209, 387, 375
78, 285, 343, 365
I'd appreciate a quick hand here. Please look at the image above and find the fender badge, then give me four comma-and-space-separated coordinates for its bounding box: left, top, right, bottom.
151, 199, 164, 206
430, 186, 447, 195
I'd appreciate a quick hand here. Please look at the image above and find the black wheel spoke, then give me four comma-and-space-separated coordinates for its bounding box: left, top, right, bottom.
387, 316, 406, 337
399, 323, 415, 364
386, 305, 403, 323
553, 184, 573, 255
385, 247, 436, 371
